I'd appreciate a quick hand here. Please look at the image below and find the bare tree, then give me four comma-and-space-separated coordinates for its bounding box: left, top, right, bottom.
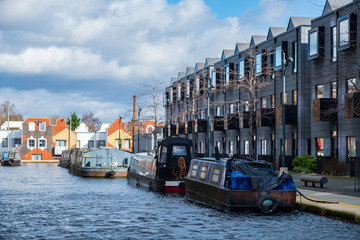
0, 101, 23, 127
49, 114, 64, 125
82, 112, 102, 132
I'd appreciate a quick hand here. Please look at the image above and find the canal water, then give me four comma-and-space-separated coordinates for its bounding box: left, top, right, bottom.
1, 164, 359, 240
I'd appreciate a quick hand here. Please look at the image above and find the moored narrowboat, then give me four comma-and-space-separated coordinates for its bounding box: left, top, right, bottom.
1, 150, 21, 166
59, 149, 74, 168
68, 148, 131, 178
185, 157, 296, 214
127, 138, 192, 193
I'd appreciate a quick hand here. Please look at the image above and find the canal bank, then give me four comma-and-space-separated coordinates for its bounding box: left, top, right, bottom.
21, 160, 59, 163
292, 172, 360, 224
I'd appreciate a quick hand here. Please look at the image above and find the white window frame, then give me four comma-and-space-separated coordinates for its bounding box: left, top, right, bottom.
339, 17, 349, 47
186, 80, 190, 97
224, 64, 230, 85
55, 140, 66, 147
261, 139, 267, 155
293, 41, 297, 73
244, 140, 249, 155
229, 104, 234, 114
39, 122, 46, 131
274, 45, 282, 69
169, 89, 173, 102
38, 138, 47, 149
211, 69, 216, 88
177, 84, 181, 100
28, 138, 36, 149
216, 106, 221, 117
195, 76, 200, 94
331, 26, 337, 62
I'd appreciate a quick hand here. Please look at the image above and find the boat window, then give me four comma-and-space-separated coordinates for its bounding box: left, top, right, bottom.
172, 145, 187, 156
200, 165, 208, 180
190, 163, 198, 178
211, 167, 220, 184
159, 145, 167, 163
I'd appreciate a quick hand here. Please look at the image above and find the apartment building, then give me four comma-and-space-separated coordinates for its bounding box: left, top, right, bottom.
164, 0, 360, 174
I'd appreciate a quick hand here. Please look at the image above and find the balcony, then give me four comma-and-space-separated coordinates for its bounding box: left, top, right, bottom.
54, 146, 68, 156
240, 111, 255, 128
186, 121, 193, 134
345, 92, 360, 118
227, 113, 239, 130
312, 98, 337, 121
256, 108, 275, 127
276, 105, 298, 125
213, 116, 224, 131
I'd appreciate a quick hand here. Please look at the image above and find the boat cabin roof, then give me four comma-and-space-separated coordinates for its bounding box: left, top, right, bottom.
161, 138, 192, 147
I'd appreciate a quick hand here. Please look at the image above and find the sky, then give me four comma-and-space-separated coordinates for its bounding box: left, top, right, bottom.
0, 0, 325, 123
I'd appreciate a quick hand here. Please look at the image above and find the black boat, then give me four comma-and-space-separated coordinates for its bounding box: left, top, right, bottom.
59, 149, 74, 168
185, 156, 296, 214
127, 138, 192, 193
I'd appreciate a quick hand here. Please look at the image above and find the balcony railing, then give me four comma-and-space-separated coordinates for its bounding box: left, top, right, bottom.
276, 105, 298, 125
312, 98, 337, 121
256, 108, 275, 127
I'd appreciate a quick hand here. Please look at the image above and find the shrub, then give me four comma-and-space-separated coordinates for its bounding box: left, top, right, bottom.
292, 155, 316, 173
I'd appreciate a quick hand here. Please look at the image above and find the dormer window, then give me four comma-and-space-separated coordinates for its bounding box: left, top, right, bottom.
255, 52, 262, 74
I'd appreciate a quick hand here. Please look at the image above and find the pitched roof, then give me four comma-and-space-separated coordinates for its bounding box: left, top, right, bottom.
221, 49, 234, 60
250, 35, 266, 47
185, 67, 195, 76
205, 58, 220, 67
287, 17, 313, 31
322, 0, 353, 15
235, 43, 249, 54
267, 27, 287, 40
171, 77, 177, 84
177, 72, 185, 80
195, 62, 205, 72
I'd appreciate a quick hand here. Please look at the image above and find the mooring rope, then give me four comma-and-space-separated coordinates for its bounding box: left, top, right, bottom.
296, 189, 339, 204
172, 157, 187, 180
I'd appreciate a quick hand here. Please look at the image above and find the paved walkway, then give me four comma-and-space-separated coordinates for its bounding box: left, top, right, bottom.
290, 172, 360, 223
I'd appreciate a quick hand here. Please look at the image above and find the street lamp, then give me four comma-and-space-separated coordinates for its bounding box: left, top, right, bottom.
118, 115, 122, 150
35, 120, 43, 161
281, 52, 294, 173
138, 107, 142, 153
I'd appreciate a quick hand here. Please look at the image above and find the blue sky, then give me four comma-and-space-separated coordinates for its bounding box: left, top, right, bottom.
0, 0, 325, 123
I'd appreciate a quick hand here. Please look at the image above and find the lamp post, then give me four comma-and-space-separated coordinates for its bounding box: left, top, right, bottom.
35, 120, 42, 160
138, 107, 142, 153
118, 115, 122, 150
207, 74, 212, 157
281, 52, 293, 174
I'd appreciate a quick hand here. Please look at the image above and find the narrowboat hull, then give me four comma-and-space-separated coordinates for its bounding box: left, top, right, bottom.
127, 171, 186, 193
69, 165, 127, 178
185, 177, 296, 213
1, 159, 21, 166
59, 159, 69, 168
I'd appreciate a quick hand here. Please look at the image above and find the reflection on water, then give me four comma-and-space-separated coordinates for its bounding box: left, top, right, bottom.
0, 164, 359, 239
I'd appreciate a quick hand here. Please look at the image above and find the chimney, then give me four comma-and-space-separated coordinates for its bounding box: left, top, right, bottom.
133, 95, 137, 121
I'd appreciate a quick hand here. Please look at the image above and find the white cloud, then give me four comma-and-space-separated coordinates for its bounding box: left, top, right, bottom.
0, 87, 127, 122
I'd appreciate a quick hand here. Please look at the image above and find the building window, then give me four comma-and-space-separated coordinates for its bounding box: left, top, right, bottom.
177, 85, 181, 100
274, 45, 282, 69
293, 90, 297, 105
339, 16, 349, 47
190, 163, 198, 178
261, 97, 267, 108
331, 82, 337, 98
261, 140, 267, 155
316, 85, 324, 98
186, 80, 190, 97
211, 167, 220, 184
88, 140, 94, 148
346, 78, 356, 93
39, 122, 46, 131
292, 41, 297, 73
316, 137, 324, 156
32, 154, 42, 160
97, 140, 105, 148
169, 89, 173, 102
255, 52, 262, 74
331, 26, 337, 62
238, 59, 245, 80
224, 64, 230, 85
124, 139, 130, 149
39, 139, 46, 148
2, 138, 8, 147
309, 30, 318, 57
29, 122, 35, 131
244, 101, 249, 111
195, 76, 200, 94
229, 141, 234, 154
229, 104, 234, 114
216, 106, 221, 116
347, 137, 356, 157
28, 139, 36, 148
14, 138, 21, 147
56, 140, 66, 146
244, 140, 249, 155
216, 141, 221, 153
211, 69, 216, 88
200, 164, 208, 180
280, 139, 288, 156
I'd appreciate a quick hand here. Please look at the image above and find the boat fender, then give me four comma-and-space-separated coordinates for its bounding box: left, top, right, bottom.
257, 195, 278, 214
179, 181, 185, 189
106, 170, 115, 178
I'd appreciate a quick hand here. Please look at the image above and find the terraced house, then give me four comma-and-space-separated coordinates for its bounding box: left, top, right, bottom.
164, 0, 360, 175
